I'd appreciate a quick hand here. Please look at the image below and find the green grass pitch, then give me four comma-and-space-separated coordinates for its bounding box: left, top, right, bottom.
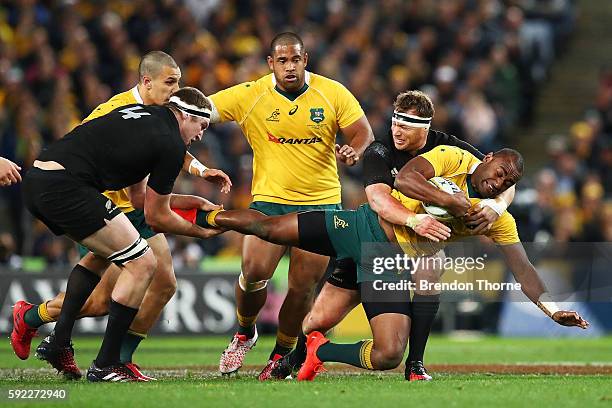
0, 335, 610, 407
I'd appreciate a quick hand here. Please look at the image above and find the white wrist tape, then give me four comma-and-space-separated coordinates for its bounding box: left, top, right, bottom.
479, 198, 507, 216
189, 159, 208, 177
537, 292, 560, 317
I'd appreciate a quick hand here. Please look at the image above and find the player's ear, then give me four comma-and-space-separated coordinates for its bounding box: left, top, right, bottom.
483, 152, 494, 163
303, 52, 308, 67
267, 55, 274, 71
142, 75, 153, 90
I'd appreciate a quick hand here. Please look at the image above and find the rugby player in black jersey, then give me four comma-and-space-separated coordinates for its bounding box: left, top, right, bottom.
22, 87, 220, 382
268, 90, 517, 381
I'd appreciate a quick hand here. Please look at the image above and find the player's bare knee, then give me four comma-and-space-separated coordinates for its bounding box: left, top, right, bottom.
154, 263, 177, 302
302, 310, 327, 334
156, 278, 177, 304
127, 250, 157, 281
372, 344, 404, 370
87, 298, 110, 317
80, 292, 110, 317
240, 258, 273, 282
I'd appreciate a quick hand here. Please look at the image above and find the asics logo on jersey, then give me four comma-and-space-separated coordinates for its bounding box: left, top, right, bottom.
119, 106, 151, 120
267, 133, 323, 145
289, 105, 298, 115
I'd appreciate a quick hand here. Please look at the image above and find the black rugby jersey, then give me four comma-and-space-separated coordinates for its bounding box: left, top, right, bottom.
362, 129, 485, 188
38, 104, 186, 195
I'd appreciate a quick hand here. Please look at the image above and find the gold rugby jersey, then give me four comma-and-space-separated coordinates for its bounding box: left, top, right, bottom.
81, 86, 144, 213
391, 145, 520, 256
210, 72, 364, 205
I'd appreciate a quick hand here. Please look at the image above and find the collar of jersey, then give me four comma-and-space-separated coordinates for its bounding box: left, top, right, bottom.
272, 71, 311, 101
274, 83, 309, 101
466, 162, 484, 198
131, 85, 144, 104
466, 174, 484, 199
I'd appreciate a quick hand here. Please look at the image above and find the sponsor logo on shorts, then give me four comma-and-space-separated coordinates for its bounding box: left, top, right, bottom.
333, 215, 349, 229
310, 107, 325, 123
391, 167, 398, 177
266, 108, 280, 122
267, 133, 322, 145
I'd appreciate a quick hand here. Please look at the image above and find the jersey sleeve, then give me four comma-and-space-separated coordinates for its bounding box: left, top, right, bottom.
485, 211, 520, 244
209, 82, 256, 124
362, 142, 394, 187
333, 81, 365, 129
419, 145, 467, 177
146, 132, 185, 195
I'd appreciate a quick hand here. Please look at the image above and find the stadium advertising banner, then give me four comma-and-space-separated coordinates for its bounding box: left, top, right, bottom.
0, 271, 239, 335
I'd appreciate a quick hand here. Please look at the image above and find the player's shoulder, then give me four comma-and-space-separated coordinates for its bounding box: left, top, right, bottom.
427, 144, 476, 160
211, 75, 267, 102
100, 89, 137, 109
84, 89, 137, 121
309, 72, 350, 92
364, 140, 392, 160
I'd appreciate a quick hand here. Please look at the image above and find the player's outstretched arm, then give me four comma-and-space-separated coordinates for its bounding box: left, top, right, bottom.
182, 153, 232, 193
365, 183, 450, 242
498, 243, 589, 329
144, 186, 223, 239
336, 116, 374, 166
395, 157, 470, 217
169, 193, 221, 211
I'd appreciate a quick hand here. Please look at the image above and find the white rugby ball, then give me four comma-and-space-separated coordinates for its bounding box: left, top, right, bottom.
422, 177, 462, 222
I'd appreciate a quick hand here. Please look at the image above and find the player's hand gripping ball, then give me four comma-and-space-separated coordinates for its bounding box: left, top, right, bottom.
422, 177, 462, 222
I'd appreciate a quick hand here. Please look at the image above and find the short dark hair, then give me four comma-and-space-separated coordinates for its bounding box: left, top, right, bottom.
165, 87, 211, 112
393, 90, 435, 118
494, 148, 524, 178
138, 51, 178, 81
269, 32, 304, 56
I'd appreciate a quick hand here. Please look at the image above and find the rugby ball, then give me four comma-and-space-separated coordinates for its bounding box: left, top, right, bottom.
422, 177, 462, 222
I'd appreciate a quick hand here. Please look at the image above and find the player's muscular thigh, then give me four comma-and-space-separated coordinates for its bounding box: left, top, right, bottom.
288, 247, 329, 289
241, 235, 286, 282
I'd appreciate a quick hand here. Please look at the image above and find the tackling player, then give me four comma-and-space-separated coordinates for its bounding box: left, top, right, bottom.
207, 32, 374, 379
195, 144, 588, 380
10, 52, 230, 381
22, 87, 220, 382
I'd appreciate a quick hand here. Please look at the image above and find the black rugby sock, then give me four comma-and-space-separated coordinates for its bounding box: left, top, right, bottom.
95, 300, 138, 368
53, 265, 100, 347
407, 293, 440, 363
288, 333, 308, 367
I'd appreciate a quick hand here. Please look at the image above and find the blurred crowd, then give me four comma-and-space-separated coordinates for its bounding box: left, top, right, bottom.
512, 65, 612, 245
1, 0, 604, 270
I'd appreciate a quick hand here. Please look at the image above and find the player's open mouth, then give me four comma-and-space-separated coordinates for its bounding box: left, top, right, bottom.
285, 75, 297, 81
483, 180, 495, 195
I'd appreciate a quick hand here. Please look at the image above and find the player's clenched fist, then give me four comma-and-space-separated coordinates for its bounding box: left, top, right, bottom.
335, 144, 359, 166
